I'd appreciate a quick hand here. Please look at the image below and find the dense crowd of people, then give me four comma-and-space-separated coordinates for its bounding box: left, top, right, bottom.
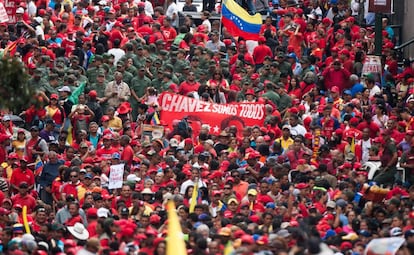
0, 0, 414, 255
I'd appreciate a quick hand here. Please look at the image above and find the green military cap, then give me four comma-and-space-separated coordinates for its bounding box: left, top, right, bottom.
271, 61, 279, 68
94, 55, 103, 61
170, 51, 178, 56
164, 64, 174, 71
34, 68, 43, 73
178, 49, 186, 54
209, 60, 216, 65
102, 53, 111, 59
170, 44, 179, 51
154, 59, 162, 65
97, 71, 106, 76
145, 58, 152, 62
157, 68, 164, 73
70, 55, 79, 61
182, 65, 190, 70
164, 72, 172, 79
143, 45, 150, 51
155, 39, 165, 45
220, 60, 229, 67
277, 52, 285, 58
159, 50, 168, 56
196, 45, 204, 52
136, 44, 143, 50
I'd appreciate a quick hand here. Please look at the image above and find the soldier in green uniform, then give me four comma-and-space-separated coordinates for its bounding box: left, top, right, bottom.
276, 52, 292, 76
40, 73, 60, 97
261, 82, 280, 106
259, 65, 272, 83
162, 64, 180, 84
120, 43, 140, 68
28, 68, 49, 91
115, 61, 133, 86
299, 57, 312, 81
130, 66, 152, 119
270, 62, 281, 85
276, 83, 292, 114
151, 69, 165, 91
178, 65, 191, 84
86, 55, 104, 84
160, 72, 175, 91
189, 56, 202, 79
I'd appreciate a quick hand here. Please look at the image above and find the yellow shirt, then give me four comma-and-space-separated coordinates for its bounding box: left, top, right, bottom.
12, 140, 26, 158
108, 116, 123, 131
275, 137, 294, 151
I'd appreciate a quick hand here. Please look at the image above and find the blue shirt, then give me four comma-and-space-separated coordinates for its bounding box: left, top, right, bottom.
351, 83, 364, 97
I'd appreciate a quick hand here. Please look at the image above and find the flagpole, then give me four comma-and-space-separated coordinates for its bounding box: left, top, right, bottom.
218, 0, 224, 40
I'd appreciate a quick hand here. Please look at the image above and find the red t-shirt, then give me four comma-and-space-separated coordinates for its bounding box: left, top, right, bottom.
12, 194, 37, 213
179, 81, 200, 96
96, 146, 118, 160
62, 182, 80, 199
10, 168, 35, 189
121, 145, 134, 166
252, 44, 273, 65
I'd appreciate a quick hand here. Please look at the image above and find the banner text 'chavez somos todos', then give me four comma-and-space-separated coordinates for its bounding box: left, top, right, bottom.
158, 93, 266, 134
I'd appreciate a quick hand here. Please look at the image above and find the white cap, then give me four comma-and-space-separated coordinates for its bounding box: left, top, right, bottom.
2, 115, 11, 121
97, 208, 109, 218
126, 174, 141, 182
34, 16, 43, 24
16, 7, 25, 14
58, 86, 71, 93
169, 138, 179, 147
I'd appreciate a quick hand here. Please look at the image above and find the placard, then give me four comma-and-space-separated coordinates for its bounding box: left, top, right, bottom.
362, 55, 382, 75
108, 163, 125, 190
3, 0, 17, 24
368, 0, 392, 13
141, 124, 164, 141
0, 2, 9, 23
364, 237, 405, 255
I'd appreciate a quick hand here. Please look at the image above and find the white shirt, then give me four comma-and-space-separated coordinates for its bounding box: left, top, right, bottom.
202, 19, 211, 33
107, 48, 125, 65
180, 179, 207, 195
28, 1, 37, 17
361, 139, 371, 164
369, 85, 381, 98
289, 124, 307, 137
166, 3, 179, 27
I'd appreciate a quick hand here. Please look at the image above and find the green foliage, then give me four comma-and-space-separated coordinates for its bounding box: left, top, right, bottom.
0, 57, 33, 114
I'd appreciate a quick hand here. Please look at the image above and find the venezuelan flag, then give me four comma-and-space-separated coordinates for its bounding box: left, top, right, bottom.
151, 112, 161, 125
166, 201, 187, 255
34, 156, 44, 177
222, 0, 262, 40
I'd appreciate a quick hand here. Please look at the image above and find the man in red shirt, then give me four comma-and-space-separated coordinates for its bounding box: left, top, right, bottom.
179, 72, 200, 96
32, 207, 48, 233
96, 134, 118, 160
11, 182, 37, 214
120, 135, 134, 166
161, 17, 177, 50
10, 157, 35, 193
321, 59, 351, 91
253, 37, 273, 69
62, 168, 81, 201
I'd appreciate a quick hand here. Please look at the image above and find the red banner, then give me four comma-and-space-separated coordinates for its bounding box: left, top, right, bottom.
3, 0, 17, 24
158, 92, 266, 135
